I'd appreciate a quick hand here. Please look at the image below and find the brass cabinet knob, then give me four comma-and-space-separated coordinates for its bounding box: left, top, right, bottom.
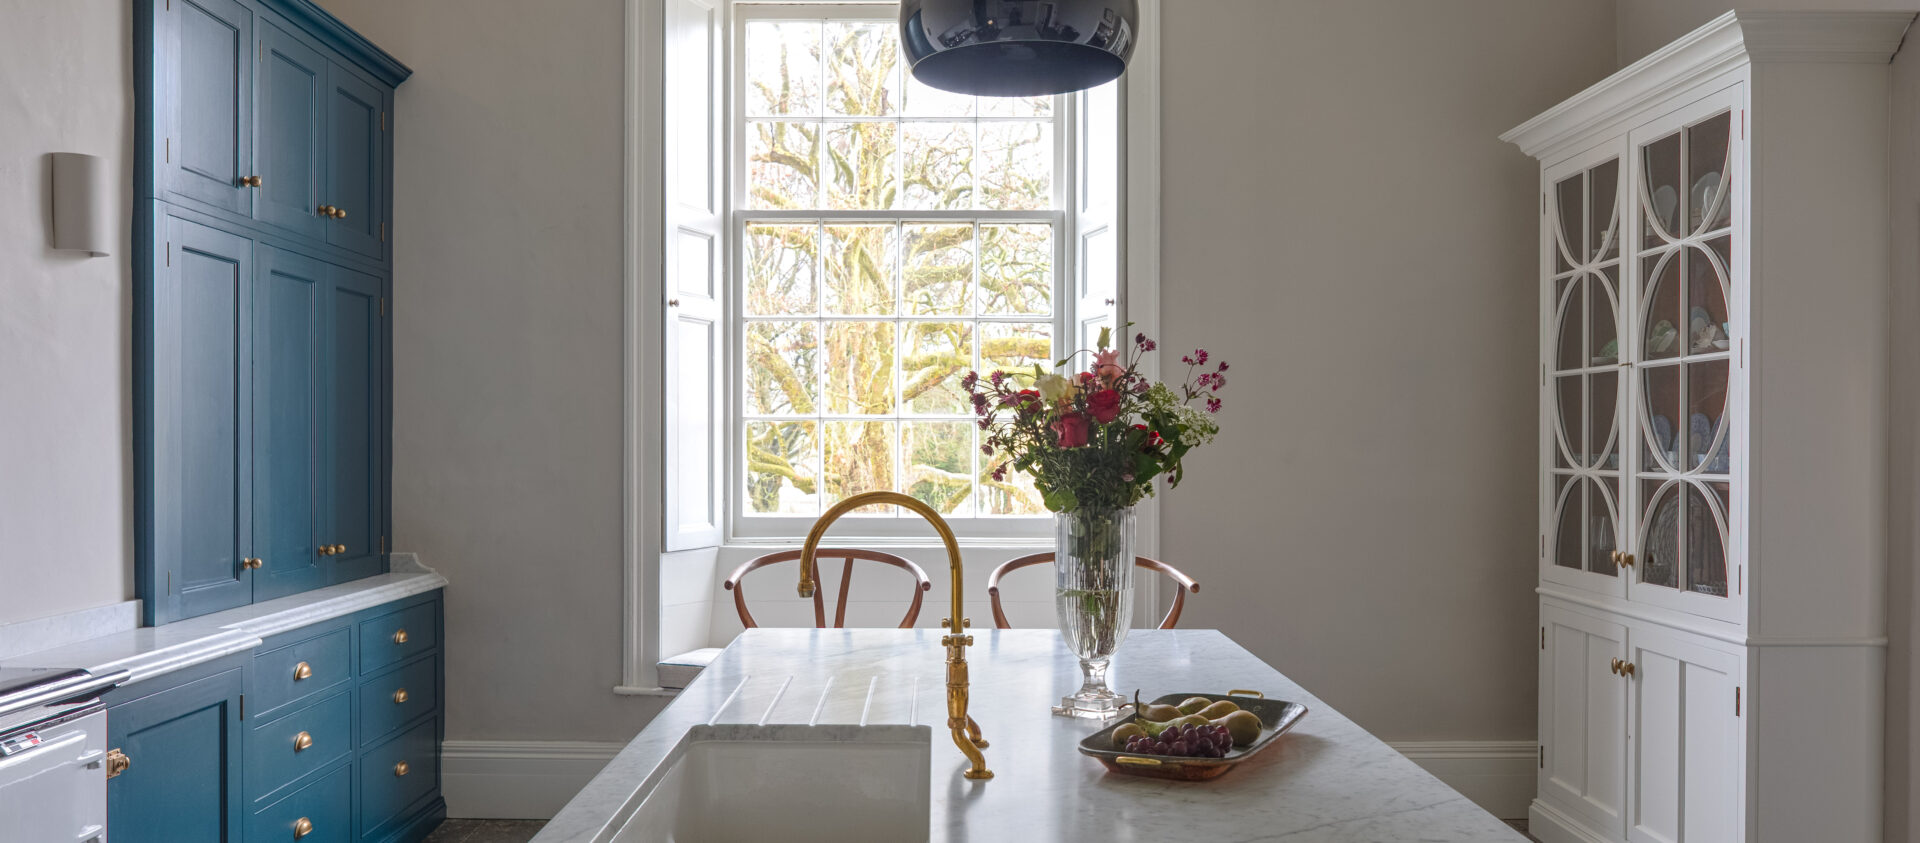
1621, 661, 1636, 679
242, 557, 264, 570
334, 544, 347, 555
293, 661, 313, 681
332, 207, 347, 219
317, 545, 332, 557
394, 760, 410, 777
293, 817, 314, 839
293, 731, 313, 752
240, 175, 263, 187
318, 204, 335, 216
393, 688, 409, 704
1609, 658, 1621, 675
105, 748, 130, 779
393, 628, 409, 645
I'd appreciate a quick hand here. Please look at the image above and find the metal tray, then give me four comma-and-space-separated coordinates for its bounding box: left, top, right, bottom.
1076, 691, 1308, 781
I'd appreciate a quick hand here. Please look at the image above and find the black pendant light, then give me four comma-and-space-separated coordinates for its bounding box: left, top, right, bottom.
900, 0, 1139, 97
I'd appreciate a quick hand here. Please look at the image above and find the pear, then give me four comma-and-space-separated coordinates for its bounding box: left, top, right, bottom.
1175, 696, 1214, 715
1196, 700, 1240, 720
1214, 710, 1264, 747
1139, 703, 1183, 723
1110, 722, 1147, 749
1142, 714, 1208, 738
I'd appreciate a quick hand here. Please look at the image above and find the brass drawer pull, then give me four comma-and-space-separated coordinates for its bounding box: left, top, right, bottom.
293, 731, 313, 752
105, 748, 130, 779
392, 628, 409, 645
393, 688, 409, 704
293, 661, 313, 681
394, 760, 410, 777
293, 817, 313, 839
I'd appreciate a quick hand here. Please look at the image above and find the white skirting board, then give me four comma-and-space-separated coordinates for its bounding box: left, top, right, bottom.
441, 739, 1537, 821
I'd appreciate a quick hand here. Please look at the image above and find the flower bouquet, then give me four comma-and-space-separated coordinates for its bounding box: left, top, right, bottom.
966, 328, 1227, 717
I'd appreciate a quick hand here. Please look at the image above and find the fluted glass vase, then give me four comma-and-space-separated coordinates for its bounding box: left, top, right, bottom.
1050, 505, 1136, 719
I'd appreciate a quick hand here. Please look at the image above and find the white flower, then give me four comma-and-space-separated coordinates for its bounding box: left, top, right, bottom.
1036, 373, 1074, 404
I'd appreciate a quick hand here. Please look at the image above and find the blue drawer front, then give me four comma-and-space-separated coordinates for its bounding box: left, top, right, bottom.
358, 600, 436, 674
247, 761, 351, 843
254, 627, 352, 718
359, 717, 438, 839
248, 689, 352, 804
359, 654, 438, 748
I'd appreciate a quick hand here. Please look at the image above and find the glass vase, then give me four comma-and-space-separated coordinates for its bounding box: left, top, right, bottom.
1050, 505, 1136, 719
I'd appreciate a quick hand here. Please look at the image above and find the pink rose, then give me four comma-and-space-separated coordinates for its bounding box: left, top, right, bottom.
1093, 349, 1124, 383
1051, 413, 1090, 448
1086, 389, 1122, 424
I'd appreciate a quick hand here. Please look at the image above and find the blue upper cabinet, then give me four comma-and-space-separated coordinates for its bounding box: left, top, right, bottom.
325, 265, 386, 584
162, 0, 255, 215
253, 246, 329, 602
254, 16, 328, 239
325, 63, 388, 259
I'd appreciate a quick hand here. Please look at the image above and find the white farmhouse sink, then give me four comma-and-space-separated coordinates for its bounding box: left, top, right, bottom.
612, 724, 932, 843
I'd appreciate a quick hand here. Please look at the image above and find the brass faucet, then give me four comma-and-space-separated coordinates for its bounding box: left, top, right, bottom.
800, 491, 993, 781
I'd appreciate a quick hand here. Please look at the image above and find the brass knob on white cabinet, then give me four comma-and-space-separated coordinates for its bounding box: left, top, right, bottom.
1621, 661, 1636, 679
1609, 658, 1622, 676
293, 817, 314, 839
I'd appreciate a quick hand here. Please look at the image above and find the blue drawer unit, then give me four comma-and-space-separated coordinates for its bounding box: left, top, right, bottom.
360, 717, 440, 840
358, 599, 437, 674
253, 625, 352, 719
359, 654, 438, 748
248, 689, 353, 804
248, 762, 352, 843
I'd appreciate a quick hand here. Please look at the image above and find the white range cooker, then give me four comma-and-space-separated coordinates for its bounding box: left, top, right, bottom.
0, 667, 128, 842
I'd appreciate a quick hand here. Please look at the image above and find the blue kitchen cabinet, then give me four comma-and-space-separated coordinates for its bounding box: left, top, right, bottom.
254, 15, 329, 239
326, 265, 387, 583
159, 0, 254, 215
325, 62, 388, 259
105, 660, 247, 843
253, 246, 328, 602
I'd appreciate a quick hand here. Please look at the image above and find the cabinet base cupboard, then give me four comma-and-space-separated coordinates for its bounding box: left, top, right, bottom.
1502, 12, 1907, 843
135, 0, 409, 627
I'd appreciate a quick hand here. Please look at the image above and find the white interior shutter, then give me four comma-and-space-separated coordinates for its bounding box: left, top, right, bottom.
1076, 80, 1121, 350
662, 0, 725, 551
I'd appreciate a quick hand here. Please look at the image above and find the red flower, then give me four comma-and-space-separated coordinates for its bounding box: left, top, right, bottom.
1051, 413, 1090, 448
1086, 389, 1122, 423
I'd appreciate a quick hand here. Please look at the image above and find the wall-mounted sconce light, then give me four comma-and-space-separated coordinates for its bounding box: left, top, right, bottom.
51, 152, 110, 256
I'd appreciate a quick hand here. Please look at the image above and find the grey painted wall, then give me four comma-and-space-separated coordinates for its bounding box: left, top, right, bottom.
0, 0, 134, 625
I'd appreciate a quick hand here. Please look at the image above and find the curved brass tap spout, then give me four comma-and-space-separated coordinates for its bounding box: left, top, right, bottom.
801, 491, 993, 781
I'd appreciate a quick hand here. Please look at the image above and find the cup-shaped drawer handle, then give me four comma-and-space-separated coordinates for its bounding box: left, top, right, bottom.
393, 688, 409, 704
393, 629, 409, 645
394, 760, 410, 777
293, 731, 313, 752
293, 817, 314, 839
293, 661, 313, 681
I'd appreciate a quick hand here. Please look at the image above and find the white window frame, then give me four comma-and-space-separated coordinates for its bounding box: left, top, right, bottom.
620, 0, 1162, 691
728, 2, 1072, 542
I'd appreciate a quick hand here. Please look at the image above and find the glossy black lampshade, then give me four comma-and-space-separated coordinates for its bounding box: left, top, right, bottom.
900, 0, 1139, 97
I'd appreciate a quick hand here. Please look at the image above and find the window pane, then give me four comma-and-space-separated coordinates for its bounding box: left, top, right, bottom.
746, 421, 819, 515
978, 121, 1053, 210
980, 93, 1052, 118
824, 420, 896, 513
825, 321, 896, 414
823, 224, 897, 315
825, 122, 900, 210
748, 120, 819, 209
981, 322, 1052, 377
745, 21, 820, 117
900, 121, 974, 210
901, 322, 972, 414
979, 223, 1052, 316
903, 421, 974, 516
902, 224, 973, 316
904, 71, 973, 117
825, 21, 899, 117
982, 452, 1045, 515
745, 224, 818, 315
745, 321, 817, 415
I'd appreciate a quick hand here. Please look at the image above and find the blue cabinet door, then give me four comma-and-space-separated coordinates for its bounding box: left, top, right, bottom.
106, 667, 246, 843
163, 0, 254, 215
325, 265, 385, 584
151, 215, 255, 623
324, 62, 387, 259
253, 246, 327, 602
254, 16, 327, 239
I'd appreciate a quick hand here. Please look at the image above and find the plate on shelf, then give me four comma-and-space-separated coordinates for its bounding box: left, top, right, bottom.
1076, 691, 1308, 781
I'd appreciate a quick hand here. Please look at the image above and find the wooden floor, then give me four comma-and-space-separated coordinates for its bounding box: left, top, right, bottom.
423, 819, 547, 843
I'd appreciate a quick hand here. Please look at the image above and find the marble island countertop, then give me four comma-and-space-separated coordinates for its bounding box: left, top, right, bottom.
540, 628, 1526, 842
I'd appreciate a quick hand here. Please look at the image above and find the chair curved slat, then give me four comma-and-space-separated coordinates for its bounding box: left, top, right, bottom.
725, 548, 933, 630
984, 553, 1201, 630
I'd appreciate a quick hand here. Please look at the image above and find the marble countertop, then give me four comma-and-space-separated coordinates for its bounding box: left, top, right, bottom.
540, 628, 1525, 843
0, 554, 446, 685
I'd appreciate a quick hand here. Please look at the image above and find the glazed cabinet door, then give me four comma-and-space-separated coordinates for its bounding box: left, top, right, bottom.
1539, 603, 1629, 837
149, 216, 255, 623
1625, 626, 1742, 843
323, 264, 386, 584
323, 61, 387, 259
253, 16, 329, 239
161, 0, 254, 215
1542, 144, 1629, 599
1624, 85, 1745, 625
106, 668, 246, 842
252, 246, 327, 602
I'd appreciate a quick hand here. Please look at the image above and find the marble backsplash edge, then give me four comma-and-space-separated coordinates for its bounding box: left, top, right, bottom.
0, 599, 142, 660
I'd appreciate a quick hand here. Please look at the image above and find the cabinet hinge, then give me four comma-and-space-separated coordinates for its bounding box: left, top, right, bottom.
380, 297, 387, 317
165, 242, 171, 267
239, 694, 246, 720
380, 221, 386, 242
1539, 745, 1545, 768
381, 535, 388, 553
1540, 626, 1546, 650
164, 137, 170, 163
1735, 687, 1741, 716
382, 111, 387, 132
259, 42, 263, 63
1540, 363, 1546, 387
1739, 338, 1745, 368
1738, 565, 1743, 595
1539, 534, 1545, 558
1540, 192, 1546, 215
1740, 109, 1745, 140
166, 570, 173, 594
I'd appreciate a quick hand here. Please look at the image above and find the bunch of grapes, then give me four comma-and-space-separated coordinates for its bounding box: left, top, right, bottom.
1123, 724, 1234, 758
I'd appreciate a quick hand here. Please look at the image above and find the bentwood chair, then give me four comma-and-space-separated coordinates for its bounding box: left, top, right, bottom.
986, 553, 1201, 629
723, 548, 934, 629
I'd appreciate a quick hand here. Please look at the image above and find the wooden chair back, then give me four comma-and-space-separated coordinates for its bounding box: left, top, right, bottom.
985, 553, 1200, 630
723, 548, 933, 629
